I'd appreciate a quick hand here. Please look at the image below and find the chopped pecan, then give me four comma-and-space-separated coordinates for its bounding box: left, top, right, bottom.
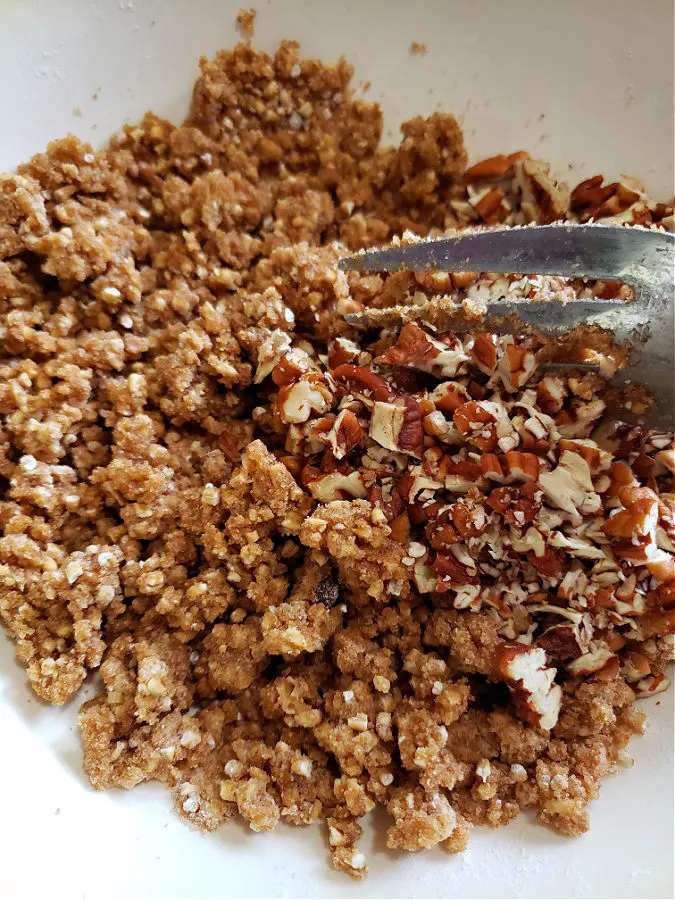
528, 545, 563, 579
558, 438, 611, 474
276, 375, 332, 424
514, 157, 571, 224
328, 336, 362, 369
389, 510, 411, 544
639, 608, 675, 638
464, 151, 529, 183
494, 642, 562, 731
306, 470, 368, 502
495, 340, 538, 392
254, 329, 292, 383
536, 624, 584, 662
376, 324, 469, 378
399, 398, 425, 456
502, 451, 540, 483
567, 646, 616, 677
603, 486, 658, 541
548, 531, 606, 560
434, 549, 480, 587
481, 453, 506, 483
471, 333, 499, 374
333, 364, 397, 402
369, 398, 424, 457
413, 553, 437, 593
486, 483, 539, 525
570, 175, 616, 220
425, 510, 460, 550
368, 483, 405, 522
272, 347, 313, 386
451, 497, 489, 539
536, 375, 568, 415
645, 552, 675, 584
430, 381, 471, 412
555, 398, 606, 439
327, 409, 365, 460
538, 449, 601, 523
453, 400, 498, 452
423, 410, 455, 443
571, 175, 644, 223
444, 460, 487, 493
655, 445, 675, 474
473, 186, 510, 225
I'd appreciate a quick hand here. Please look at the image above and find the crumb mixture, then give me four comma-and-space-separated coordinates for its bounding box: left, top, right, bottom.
1, 38, 674, 878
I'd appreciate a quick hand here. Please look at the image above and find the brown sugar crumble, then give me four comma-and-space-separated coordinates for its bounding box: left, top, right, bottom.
236, 8, 256, 40
1, 39, 674, 879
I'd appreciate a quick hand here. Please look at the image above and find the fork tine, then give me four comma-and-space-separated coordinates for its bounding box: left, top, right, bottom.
345, 296, 643, 336
339, 224, 669, 284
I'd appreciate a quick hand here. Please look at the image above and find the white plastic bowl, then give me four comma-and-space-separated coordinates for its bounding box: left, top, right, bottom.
0, 2, 673, 898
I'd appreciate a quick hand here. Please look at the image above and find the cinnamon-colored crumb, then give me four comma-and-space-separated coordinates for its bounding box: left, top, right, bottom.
236, 8, 256, 39
0, 39, 673, 878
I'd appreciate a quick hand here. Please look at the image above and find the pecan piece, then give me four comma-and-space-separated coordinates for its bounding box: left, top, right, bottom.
443, 460, 487, 493
453, 400, 498, 452
471, 333, 499, 374
434, 549, 480, 587
275, 375, 332, 424
464, 150, 529, 183
603, 485, 659, 541
473, 186, 510, 225
514, 157, 571, 224
306, 470, 368, 502
538, 449, 601, 523
486, 483, 539, 525
567, 646, 616, 677
502, 450, 540, 483
326, 409, 365, 460
328, 336, 362, 369
494, 643, 562, 731
375, 324, 468, 378
527, 545, 563, 579
272, 348, 313, 386
425, 510, 460, 550
536, 624, 584, 662
333, 364, 397, 402
430, 381, 471, 412
537, 375, 568, 415
254, 330, 292, 384
451, 497, 489, 539
370, 399, 423, 457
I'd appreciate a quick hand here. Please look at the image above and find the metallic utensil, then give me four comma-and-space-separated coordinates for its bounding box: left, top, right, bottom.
339, 224, 675, 430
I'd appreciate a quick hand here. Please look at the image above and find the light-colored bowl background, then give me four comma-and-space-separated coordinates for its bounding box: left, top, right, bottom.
0, 1, 673, 898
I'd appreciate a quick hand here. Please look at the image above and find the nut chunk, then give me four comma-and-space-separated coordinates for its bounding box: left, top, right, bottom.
386, 787, 459, 851
538, 449, 600, 525
495, 643, 562, 732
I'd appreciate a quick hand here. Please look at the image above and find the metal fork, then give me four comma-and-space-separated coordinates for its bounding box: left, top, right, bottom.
339, 224, 675, 430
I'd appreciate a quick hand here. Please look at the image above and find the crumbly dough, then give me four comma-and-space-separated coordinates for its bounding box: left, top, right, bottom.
1, 36, 673, 878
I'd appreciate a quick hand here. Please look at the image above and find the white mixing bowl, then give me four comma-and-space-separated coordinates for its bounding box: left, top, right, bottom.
0, 2, 673, 898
